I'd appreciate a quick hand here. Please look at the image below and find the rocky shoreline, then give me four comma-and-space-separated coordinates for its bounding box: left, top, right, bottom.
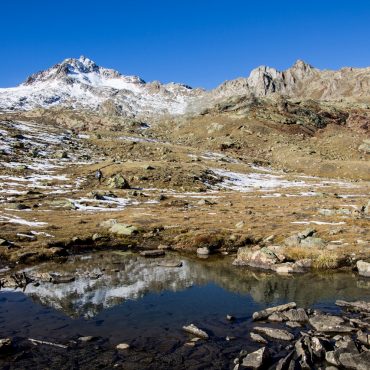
233, 300, 370, 369
0, 298, 369, 369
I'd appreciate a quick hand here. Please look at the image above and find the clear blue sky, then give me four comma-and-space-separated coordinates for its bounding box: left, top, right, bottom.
1, 0, 369, 89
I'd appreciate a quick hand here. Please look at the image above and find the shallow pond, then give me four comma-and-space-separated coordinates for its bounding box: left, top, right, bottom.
0, 251, 369, 369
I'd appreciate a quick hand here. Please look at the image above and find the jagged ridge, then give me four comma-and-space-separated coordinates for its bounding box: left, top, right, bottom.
1, 57, 370, 118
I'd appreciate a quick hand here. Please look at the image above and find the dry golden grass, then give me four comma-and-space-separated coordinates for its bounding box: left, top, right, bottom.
284, 244, 367, 269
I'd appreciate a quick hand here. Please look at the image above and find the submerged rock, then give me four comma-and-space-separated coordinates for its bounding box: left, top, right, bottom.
0, 338, 12, 351
250, 332, 267, 344
78, 336, 96, 342
139, 250, 165, 257
182, 324, 209, 339
157, 260, 182, 267
116, 343, 130, 350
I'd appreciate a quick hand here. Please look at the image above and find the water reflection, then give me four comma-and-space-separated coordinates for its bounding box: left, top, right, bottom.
4, 251, 369, 319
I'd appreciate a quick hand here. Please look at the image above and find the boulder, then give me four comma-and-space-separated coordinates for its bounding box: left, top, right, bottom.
309, 314, 355, 333
51, 199, 77, 210
284, 235, 301, 247
233, 247, 279, 269
109, 223, 138, 236
300, 237, 326, 248
284, 308, 309, 323
241, 347, 269, 369
284, 228, 326, 248
357, 331, 370, 347
107, 174, 130, 189
356, 260, 370, 277
298, 228, 316, 239
358, 140, 370, 154
252, 302, 296, 321
336, 300, 370, 313
338, 351, 370, 370
253, 327, 294, 341
100, 219, 117, 228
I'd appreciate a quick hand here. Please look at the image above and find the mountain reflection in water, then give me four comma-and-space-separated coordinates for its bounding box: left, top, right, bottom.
6, 251, 369, 319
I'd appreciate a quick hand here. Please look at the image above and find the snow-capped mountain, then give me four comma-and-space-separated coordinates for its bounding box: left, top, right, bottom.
0, 56, 203, 117
1, 57, 370, 118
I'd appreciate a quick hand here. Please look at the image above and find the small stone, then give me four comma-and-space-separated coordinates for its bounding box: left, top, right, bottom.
157, 244, 170, 250
78, 336, 96, 342
0, 238, 9, 246
197, 247, 210, 255
92, 233, 103, 241
116, 343, 130, 350
235, 221, 245, 229
0, 338, 12, 351
226, 336, 235, 341
99, 219, 117, 228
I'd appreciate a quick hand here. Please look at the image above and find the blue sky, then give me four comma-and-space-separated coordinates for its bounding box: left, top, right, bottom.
0, 0, 369, 89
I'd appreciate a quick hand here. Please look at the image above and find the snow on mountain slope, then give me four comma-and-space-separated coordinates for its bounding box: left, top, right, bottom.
2, 57, 370, 118
0, 56, 203, 117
